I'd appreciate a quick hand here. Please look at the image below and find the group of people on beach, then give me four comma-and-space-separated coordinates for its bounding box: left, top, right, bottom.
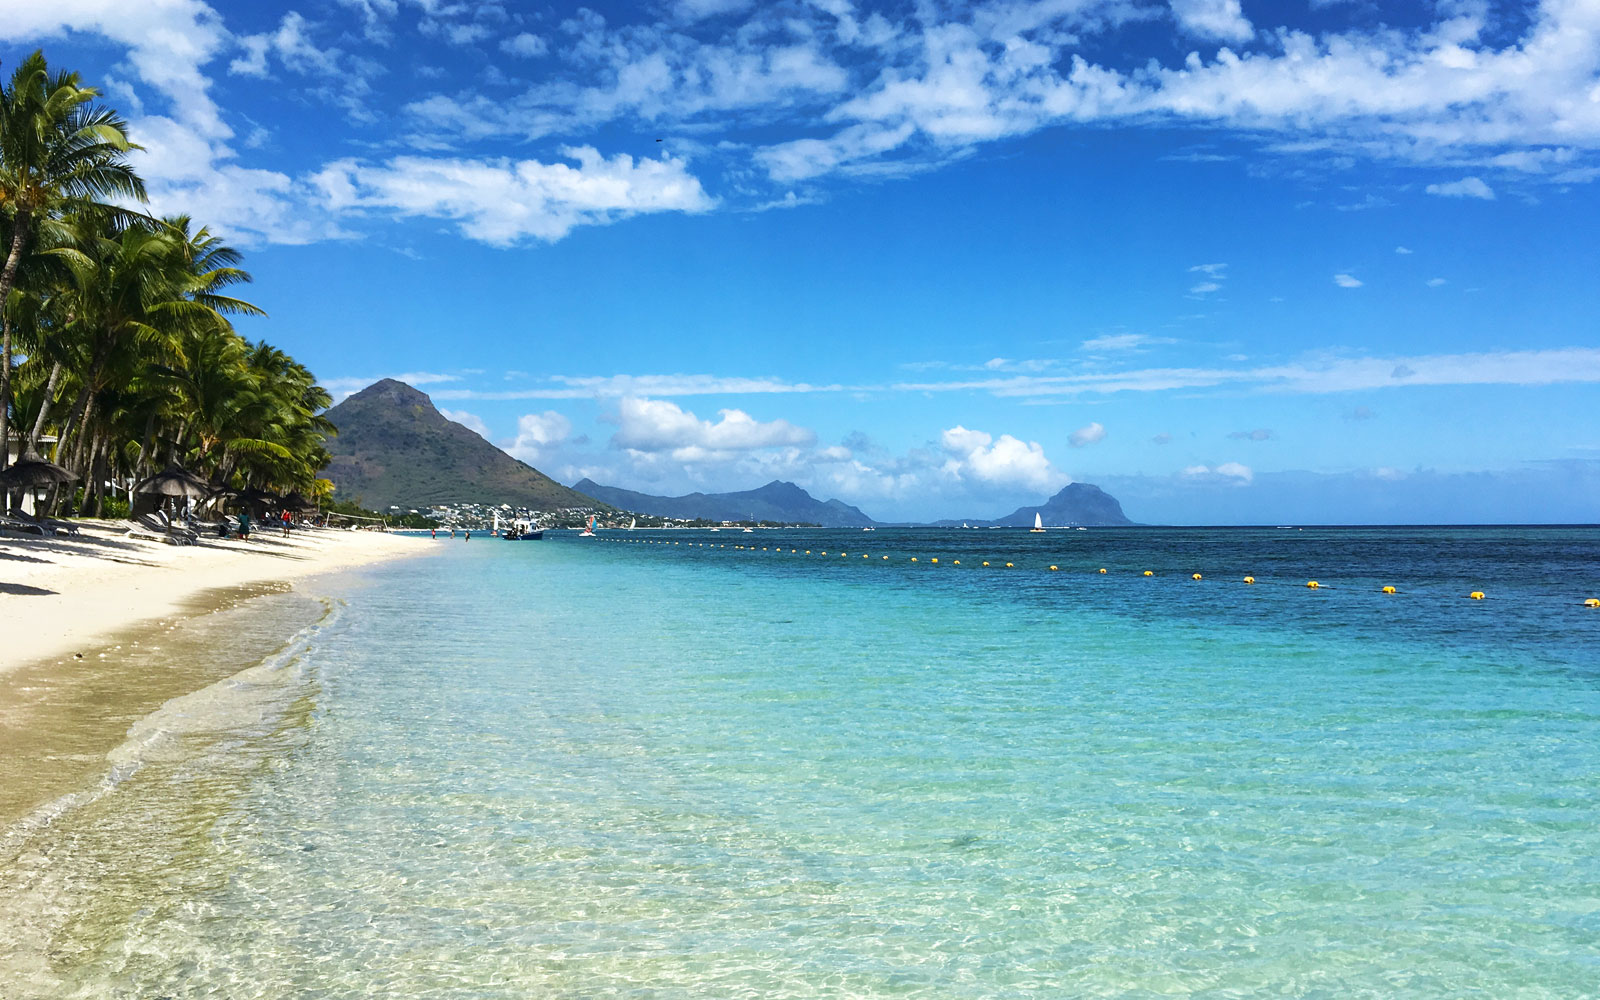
228, 508, 295, 541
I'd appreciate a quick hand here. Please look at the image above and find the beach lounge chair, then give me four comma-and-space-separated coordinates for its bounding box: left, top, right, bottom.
7, 510, 79, 536
130, 512, 198, 545
0, 514, 46, 535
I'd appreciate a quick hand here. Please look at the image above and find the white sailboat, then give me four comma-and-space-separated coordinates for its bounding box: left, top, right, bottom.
1029, 512, 1046, 533
628, 517, 636, 530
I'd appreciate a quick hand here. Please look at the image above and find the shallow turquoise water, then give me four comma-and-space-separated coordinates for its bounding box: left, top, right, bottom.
12, 527, 1600, 997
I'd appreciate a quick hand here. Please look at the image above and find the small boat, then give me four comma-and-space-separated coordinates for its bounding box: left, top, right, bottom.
502, 520, 543, 540
628, 517, 637, 530
862, 527, 875, 531
1029, 512, 1046, 533
742, 526, 754, 533
579, 515, 597, 538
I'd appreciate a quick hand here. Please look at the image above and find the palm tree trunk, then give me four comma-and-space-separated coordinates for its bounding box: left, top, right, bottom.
52, 340, 112, 463
0, 212, 33, 472
26, 361, 63, 451
0, 319, 10, 473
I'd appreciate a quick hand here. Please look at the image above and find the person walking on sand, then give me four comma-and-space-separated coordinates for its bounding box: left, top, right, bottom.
238, 510, 252, 540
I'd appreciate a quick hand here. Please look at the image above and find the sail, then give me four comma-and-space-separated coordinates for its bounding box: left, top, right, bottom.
1034, 512, 1043, 529
629, 517, 636, 530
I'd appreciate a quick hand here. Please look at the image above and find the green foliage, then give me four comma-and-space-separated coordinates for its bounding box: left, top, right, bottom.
0, 50, 338, 511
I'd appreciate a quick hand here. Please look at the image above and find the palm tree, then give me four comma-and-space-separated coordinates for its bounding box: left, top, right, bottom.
0, 49, 144, 468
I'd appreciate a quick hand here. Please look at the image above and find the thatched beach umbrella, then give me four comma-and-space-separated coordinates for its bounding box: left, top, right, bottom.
238, 487, 278, 515
134, 463, 209, 498
0, 447, 77, 489
283, 490, 317, 512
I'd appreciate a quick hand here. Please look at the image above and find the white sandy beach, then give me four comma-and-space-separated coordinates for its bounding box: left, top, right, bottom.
1, 521, 426, 671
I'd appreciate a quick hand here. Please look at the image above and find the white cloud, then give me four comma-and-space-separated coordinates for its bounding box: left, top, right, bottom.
501, 32, 548, 58
230, 12, 342, 78
892, 347, 1600, 397
432, 373, 843, 401
1426, 176, 1496, 200
311, 147, 714, 245
1081, 334, 1173, 352
1188, 262, 1228, 296
1427, 277, 1448, 287
323, 371, 461, 402
438, 408, 491, 439
1394, 245, 1413, 254
1069, 421, 1106, 447
1181, 461, 1253, 483
1169, 0, 1254, 43
1333, 273, 1363, 287
506, 411, 573, 462
939, 425, 1066, 492
612, 397, 815, 458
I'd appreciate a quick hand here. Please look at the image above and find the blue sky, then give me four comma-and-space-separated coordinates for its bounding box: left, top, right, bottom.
4, 0, 1597, 522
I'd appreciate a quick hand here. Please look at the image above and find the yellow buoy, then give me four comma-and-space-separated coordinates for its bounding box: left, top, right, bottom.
821, 551, 827, 556
910, 557, 918, 562
1382, 586, 1397, 594
1192, 573, 1203, 581
931, 558, 938, 564
1050, 565, 1059, 571
1005, 562, 1014, 568
1143, 570, 1154, 577
1243, 576, 1255, 585
863, 554, 868, 559
982, 561, 990, 567
1099, 568, 1107, 574
1469, 591, 1485, 600
1585, 598, 1600, 608
882, 555, 888, 560
805, 550, 811, 554
953, 560, 960, 565
840, 552, 847, 557
1306, 581, 1320, 589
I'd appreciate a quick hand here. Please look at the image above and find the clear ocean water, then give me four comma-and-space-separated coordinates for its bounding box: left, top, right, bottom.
5, 526, 1600, 998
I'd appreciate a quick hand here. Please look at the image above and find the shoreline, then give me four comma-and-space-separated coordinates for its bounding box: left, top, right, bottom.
1, 520, 427, 673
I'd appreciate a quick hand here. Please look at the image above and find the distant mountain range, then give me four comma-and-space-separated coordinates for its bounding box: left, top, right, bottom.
574, 478, 876, 527
322, 380, 598, 511
931, 483, 1136, 527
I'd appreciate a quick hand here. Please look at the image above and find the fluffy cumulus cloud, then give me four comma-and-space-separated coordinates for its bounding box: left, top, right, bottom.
439, 408, 491, 439
1333, 273, 1363, 288
611, 397, 814, 460
1169, 0, 1254, 43
1069, 421, 1106, 447
312, 147, 713, 245
507, 411, 573, 462
939, 425, 1067, 493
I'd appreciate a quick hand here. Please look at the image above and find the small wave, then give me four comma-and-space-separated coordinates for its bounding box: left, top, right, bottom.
0, 597, 345, 863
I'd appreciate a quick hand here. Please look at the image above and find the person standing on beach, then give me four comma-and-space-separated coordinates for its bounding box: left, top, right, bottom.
431, 527, 437, 539
238, 511, 251, 540
281, 509, 292, 537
